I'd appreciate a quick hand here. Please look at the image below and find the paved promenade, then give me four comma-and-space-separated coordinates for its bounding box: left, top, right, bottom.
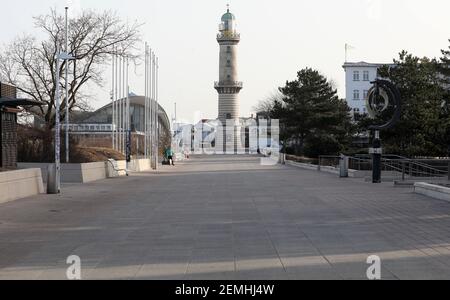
1, 155, 450, 280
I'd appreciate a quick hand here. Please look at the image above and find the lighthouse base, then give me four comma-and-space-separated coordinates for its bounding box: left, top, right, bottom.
214, 123, 245, 155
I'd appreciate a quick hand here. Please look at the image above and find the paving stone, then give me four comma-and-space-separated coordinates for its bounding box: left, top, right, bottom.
1, 155, 450, 279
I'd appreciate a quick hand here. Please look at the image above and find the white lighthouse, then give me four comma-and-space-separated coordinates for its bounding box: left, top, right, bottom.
214, 5, 243, 122
214, 6, 244, 154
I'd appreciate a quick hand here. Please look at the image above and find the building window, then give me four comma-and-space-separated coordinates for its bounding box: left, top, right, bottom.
363, 90, 369, 99
363, 71, 369, 81
353, 71, 360, 81
353, 90, 360, 100
353, 108, 360, 114
226, 59, 231, 67
226, 46, 231, 53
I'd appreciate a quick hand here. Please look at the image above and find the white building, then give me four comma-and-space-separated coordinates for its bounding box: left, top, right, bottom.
342, 62, 389, 115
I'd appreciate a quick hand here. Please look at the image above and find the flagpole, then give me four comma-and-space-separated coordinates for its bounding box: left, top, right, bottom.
65, 6, 70, 163
152, 51, 156, 169
145, 44, 148, 159
155, 56, 159, 170
112, 48, 115, 150
150, 49, 153, 165
345, 43, 348, 63
115, 49, 119, 151
122, 55, 126, 155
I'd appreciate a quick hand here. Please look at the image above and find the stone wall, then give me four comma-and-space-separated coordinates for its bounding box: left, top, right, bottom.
0, 168, 44, 204
18, 162, 109, 183
18, 159, 153, 184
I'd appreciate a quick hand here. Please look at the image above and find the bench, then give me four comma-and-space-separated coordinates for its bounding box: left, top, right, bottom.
107, 159, 129, 177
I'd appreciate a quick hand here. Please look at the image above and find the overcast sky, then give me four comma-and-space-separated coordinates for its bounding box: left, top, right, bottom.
1, 0, 449, 123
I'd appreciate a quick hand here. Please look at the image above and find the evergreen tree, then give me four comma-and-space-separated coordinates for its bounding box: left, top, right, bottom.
441, 40, 450, 79
270, 68, 353, 157
375, 51, 448, 156
440, 40, 450, 156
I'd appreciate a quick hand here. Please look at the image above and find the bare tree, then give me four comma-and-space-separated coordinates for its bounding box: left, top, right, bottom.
0, 8, 141, 132
253, 90, 283, 114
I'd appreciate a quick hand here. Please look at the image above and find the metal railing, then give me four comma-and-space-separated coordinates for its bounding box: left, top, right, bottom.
382, 158, 448, 180
353, 154, 448, 178
317, 155, 340, 171
317, 155, 450, 181
217, 32, 241, 41
214, 81, 243, 88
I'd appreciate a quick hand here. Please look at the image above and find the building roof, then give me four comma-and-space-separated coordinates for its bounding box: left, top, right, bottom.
0, 97, 43, 108
342, 61, 394, 68
85, 95, 171, 132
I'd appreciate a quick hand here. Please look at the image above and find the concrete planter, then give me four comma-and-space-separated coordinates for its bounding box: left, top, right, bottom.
0, 168, 44, 204
128, 159, 151, 172
18, 162, 108, 183
414, 182, 450, 202
19, 159, 152, 183
78, 162, 108, 182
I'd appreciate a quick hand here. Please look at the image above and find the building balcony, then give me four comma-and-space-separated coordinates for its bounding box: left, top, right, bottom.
217, 32, 240, 41
214, 81, 243, 94
214, 81, 243, 88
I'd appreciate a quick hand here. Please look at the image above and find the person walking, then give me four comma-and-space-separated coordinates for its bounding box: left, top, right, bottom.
165, 147, 175, 166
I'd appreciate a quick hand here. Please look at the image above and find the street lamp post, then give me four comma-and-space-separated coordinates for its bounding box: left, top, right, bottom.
155, 57, 159, 170
64, 6, 70, 163
48, 49, 74, 194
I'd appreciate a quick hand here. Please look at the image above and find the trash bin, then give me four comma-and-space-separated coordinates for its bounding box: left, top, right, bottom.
339, 155, 349, 178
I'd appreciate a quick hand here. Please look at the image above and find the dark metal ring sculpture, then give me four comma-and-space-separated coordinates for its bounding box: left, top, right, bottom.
366, 79, 402, 131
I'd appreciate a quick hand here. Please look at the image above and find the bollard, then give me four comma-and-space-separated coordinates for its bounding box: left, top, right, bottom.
339, 155, 349, 178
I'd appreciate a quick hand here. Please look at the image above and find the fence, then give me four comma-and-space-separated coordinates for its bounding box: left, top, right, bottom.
316, 154, 450, 181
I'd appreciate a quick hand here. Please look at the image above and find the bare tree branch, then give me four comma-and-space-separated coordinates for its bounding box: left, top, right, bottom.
0, 8, 142, 130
